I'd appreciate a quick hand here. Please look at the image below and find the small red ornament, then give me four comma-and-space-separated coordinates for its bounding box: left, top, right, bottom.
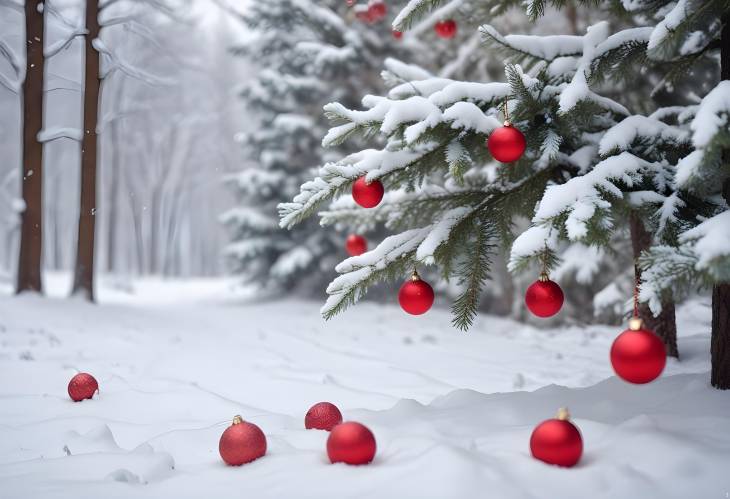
525, 274, 564, 318
219, 415, 267, 466
346, 0, 355, 5
392, 30, 403, 40
434, 19, 457, 39
530, 408, 583, 467
610, 317, 666, 384
327, 421, 376, 465
68, 372, 99, 402
487, 123, 526, 163
305, 402, 343, 431
354, 6, 373, 23
352, 176, 384, 208
368, 1, 386, 21
345, 234, 368, 256
399, 270, 434, 315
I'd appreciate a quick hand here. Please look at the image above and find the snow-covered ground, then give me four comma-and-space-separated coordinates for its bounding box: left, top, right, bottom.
0, 275, 727, 498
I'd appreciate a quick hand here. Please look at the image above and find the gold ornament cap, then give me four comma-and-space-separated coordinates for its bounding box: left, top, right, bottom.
538, 272, 549, 282
628, 317, 643, 331
556, 407, 570, 420
411, 269, 421, 281
232, 415, 243, 425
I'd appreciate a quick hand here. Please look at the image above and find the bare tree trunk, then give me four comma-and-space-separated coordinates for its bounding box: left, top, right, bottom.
17, 0, 45, 294
72, 0, 101, 300
630, 212, 679, 358
711, 12, 730, 389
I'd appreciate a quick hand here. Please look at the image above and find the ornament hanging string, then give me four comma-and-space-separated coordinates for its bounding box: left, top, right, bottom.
633, 263, 640, 318
503, 100, 510, 126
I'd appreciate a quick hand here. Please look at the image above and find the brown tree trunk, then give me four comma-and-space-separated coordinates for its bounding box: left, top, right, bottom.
72, 0, 101, 301
629, 212, 679, 358
711, 12, 730, 389
16, 0, 45, 294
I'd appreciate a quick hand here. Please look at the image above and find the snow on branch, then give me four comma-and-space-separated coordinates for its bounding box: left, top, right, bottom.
322, 204, 478, 319
559, 22, 630, 115
676, 81, 730, 190
392, 0, 459, 32
0, 39, 21, 76
480, 24, 583, 63
279, 146, 439, 229
679, 211, 730, 279
37, 127, 83, 142
599, 115, 689, 156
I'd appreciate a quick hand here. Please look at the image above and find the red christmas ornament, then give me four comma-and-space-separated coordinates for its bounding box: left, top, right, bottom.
487, 123, 526, 163
68, 372, 99, 402
352, 176, 384, 208
434, 19, 457, 39
345, 234, 368, 256
327, 421, 376, 465
305, 402, 343, 431
525, 274, 564, 318
530, 408, 583, 467
354, 6, 373, 23
368, 1, 386, 21
219, 415, 267, 466
392, 30, 403, 40
398, 270, 434, 315
610, 317, 666, 384
346, 0, 355, 5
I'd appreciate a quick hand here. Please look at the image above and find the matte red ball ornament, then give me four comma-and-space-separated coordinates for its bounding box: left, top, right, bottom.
530, 408, 583, 467
368, 1, 386, 21
68, 372, 99, 402
219, 415, 267, 466
392, 30, 403, 40
352, 176, 384, 208
345, 234, 368, 257
305, 402, 343, 431
434, 19, 457, 39
487, 123, 526, 163
525, 274, 564, 318
327, 421, 376, 465
610, 317, 666, 384
399, 270, 434, 315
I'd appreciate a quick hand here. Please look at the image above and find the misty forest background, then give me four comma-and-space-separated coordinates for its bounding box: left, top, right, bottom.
0, 0, 710, 326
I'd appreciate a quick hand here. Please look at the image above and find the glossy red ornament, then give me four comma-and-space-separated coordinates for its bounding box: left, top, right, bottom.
525, 275, 564, 318
352, 176, 384, 208
434, 19, 457, 39
345, 234, 368, 256
399, 271, 434, 315
392, 30, 403, 40
530, 408, 583, 467
610, 318, 666, 384
355, 6, 373, 23
368, 1, 386, 21
219, 416, 267, 466
68, 373, 99, 402
305, 402, 343, 431
327, 421, 376, 465
487, 124, 526, 163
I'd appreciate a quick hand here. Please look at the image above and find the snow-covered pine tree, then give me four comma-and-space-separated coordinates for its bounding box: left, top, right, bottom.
281, 0, 729, 386
223, 0, 420, 293
279, 2, 648, 329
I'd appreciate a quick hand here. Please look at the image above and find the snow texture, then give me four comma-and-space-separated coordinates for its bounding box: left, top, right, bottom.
0, 276, 723, 499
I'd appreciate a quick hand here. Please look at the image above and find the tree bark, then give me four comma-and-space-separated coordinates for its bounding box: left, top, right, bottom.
72, 0, 101, 301
16, 0, 45, 294
629, 211, 679, 358
711, 11, 730, 389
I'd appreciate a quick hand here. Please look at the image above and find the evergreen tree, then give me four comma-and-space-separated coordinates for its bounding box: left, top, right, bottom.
281, 0, 729, 384
224, 0, 419, 293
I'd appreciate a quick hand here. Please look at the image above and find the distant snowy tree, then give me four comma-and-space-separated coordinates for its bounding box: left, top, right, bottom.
281, 0, 730, 385
224, 0, 421, 293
